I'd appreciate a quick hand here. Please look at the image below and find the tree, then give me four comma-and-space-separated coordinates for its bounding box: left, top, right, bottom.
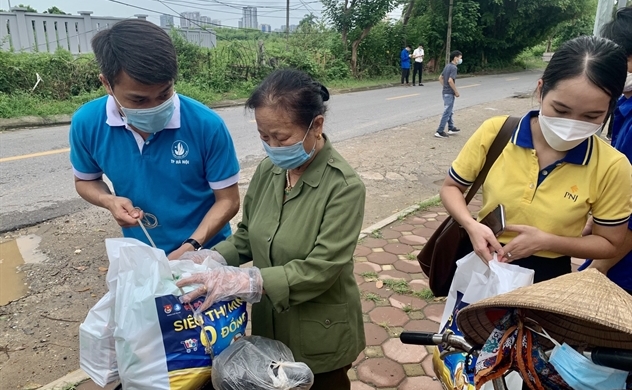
298, 13, 318, 30
322, 0, 398, 76
44, 6, 68, 15
17, 4, 37, 12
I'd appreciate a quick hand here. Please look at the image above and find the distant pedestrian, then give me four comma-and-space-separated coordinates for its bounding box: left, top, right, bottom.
400, 45, 412, 86
412, 43, 425, 86
435, 50, 463, 138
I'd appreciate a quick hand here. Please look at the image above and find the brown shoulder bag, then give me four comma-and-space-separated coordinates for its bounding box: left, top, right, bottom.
417, 116, 520, 297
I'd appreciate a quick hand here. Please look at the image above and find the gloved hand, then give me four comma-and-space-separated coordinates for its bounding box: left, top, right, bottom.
176, 266, 264, 314
178, 249, 227, 266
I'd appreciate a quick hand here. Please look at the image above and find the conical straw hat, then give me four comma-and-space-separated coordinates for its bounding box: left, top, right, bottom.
457, 269, 632, 349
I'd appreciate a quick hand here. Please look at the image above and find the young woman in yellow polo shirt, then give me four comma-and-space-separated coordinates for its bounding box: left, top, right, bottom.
440, 35, 632, 283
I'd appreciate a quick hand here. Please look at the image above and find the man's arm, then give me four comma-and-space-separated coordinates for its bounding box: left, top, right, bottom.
168, 183, 240, 260
448, 78, 459, 97
74, 176, 141, 227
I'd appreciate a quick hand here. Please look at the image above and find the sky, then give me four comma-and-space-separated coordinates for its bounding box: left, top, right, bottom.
4, 0, 323, 29
4, 0, 403, 30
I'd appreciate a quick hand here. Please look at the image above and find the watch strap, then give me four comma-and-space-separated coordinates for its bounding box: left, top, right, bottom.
183, 238, 202, 251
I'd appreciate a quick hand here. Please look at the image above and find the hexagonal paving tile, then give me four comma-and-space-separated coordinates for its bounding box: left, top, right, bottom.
383, 243, 415, 255
353, 351, 366, 367
423, 304, 445, 323
378, 269, 412, 281
369, 307, 409, 327
359, 281, 394, 299
367, 251, 399, 265
420, 213, 438, 218
409, 279, 430, 291
399, 235, 428, 246
380, 228, 402, 239
361, 299, 376, 313
405, 320, 441, 332
382, 337, 428, 363
424, 220, 444, 229
389, 294, 428, 310
412, 227, 438, 238
399, 375, 444, 390
356, 358, 406, 388
350, 381, 375, 390
364, 322, 389, 346
362, 238, 388, 248
355, 274, 365, 285
354, 262, 382, 275
421, 354, 437, 379
390, 223, 416, 232
405, 216, 427, 226
354, 245, 372, 257
394, 259, 423, 273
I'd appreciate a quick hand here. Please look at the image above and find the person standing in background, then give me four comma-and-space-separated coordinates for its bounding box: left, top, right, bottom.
435, 50, 463, 138
412, 44, 425, 86
400, 45, 412, 86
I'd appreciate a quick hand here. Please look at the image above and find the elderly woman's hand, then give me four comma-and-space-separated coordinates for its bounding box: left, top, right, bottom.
499, 225, 548, 262
464, 221, 505, 264
176, 266, 264, 315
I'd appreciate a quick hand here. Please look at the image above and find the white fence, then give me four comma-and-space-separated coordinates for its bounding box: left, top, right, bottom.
0, 8, 216, 54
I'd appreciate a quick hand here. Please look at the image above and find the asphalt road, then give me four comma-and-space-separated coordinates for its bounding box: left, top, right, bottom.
0, 70, 542, 232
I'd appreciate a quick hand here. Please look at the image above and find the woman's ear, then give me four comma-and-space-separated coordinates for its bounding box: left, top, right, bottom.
535, 79, 544, 104
313, 115, 325, 136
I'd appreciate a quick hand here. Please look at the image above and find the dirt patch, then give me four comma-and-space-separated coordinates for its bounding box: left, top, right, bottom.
0, 96, 534, 389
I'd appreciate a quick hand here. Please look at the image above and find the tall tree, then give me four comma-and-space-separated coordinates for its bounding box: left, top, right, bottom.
44, 6, 68, 15
17, 4, 37, 12
322, 0, 398, 75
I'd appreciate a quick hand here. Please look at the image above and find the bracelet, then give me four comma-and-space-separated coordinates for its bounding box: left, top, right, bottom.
183, 238, 202, 251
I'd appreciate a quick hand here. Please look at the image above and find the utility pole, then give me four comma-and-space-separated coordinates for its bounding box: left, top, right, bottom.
593, 0, 615, 36
286, 0, 290, 49
618, 0, 627, 10
8, 0, 12, 10
444, 0, 453, 66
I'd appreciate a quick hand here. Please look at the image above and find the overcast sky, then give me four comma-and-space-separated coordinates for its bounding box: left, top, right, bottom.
4, 0, 402, 30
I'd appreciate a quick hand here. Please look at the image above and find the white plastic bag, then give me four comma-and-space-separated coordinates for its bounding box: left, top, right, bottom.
434, 252, 534, 390
79, 238, 141, 387
112, 239, 248, 390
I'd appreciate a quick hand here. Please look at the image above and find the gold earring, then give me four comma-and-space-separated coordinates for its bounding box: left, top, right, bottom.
316, 134, 322, 140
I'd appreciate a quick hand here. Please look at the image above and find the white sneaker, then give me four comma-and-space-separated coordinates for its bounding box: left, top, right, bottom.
434, 132, 449, 139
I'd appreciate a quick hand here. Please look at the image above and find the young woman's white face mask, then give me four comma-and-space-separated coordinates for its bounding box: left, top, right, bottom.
537, 76, 610, 151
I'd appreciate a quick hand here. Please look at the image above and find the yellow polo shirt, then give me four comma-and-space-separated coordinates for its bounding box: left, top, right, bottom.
449, 111, 632, 258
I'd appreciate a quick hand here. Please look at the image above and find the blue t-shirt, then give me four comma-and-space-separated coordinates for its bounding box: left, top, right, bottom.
400, 49, 411, 69
69, 94, 240, 253
579, 95, 632, 291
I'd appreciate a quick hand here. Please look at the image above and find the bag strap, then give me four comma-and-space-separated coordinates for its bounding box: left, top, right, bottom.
464, 116, 520, 204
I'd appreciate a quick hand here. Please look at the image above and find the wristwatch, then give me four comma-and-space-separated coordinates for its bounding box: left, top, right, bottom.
183, 238, 202, 251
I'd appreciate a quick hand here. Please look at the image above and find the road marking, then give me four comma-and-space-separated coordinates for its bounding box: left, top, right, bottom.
506, 77, 520, 81
249, 119, 256, 123
0, 148, 70, 163
460, 84, 481, 89
386, 93, 420, 100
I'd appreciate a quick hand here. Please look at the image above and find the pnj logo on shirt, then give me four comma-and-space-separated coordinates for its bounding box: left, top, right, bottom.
171, 140, 190, 165
564, 185, 579, 202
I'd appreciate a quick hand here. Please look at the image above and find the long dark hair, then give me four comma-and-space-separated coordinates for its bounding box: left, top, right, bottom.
246, 69, 329, 128
541, 36, 627, 117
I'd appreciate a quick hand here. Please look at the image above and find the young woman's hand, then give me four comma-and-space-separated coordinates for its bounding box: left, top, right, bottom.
499, 225, 548, 262
464, 221, 504, 264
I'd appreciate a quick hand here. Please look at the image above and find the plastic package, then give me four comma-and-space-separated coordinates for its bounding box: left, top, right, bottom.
212, 336, 314, 390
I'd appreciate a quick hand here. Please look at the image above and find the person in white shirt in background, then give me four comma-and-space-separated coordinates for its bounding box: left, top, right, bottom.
412, 44, 425, 86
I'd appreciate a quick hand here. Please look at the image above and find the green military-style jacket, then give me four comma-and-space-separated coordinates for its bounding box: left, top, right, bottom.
214, 137, 366, 374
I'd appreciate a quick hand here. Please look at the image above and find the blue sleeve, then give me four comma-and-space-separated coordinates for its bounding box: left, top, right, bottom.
69, 110, 102, 176
401, 50, 407, 61
204, 117, 240, 185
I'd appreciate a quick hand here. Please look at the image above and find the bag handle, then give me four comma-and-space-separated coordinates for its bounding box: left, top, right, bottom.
464, 116, 520, 204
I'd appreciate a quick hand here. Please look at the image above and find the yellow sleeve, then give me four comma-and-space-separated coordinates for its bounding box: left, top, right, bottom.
449, 116, 508, 186
592, 155, 632, 226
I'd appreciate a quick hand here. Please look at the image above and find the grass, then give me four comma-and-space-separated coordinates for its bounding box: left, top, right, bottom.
370, 230, 383, 239
383, 279, 411, 295
360, 271, 379, 281
412, 288, 435, 300
406, 253, 416, 260
418, 195, 442, 212
362, 292, 382, 303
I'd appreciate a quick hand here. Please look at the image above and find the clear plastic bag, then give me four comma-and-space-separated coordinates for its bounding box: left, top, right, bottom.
212, 336, 314, 390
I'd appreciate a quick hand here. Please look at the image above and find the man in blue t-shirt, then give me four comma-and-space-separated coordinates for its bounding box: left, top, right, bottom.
579, 6, 632, 294
69, 19, 240, 259
400, 45, 412, 86
435, 50, 462, 139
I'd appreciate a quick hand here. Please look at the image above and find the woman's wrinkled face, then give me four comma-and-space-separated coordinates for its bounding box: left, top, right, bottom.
538, 76, 610, 124
255, 106, 321, 151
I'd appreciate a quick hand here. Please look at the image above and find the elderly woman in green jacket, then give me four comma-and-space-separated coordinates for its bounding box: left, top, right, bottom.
177, 69, 366, 389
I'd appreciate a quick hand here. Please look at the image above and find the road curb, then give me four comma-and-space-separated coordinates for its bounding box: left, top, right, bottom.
38, 369, 89, 390
0, 82, 421, 131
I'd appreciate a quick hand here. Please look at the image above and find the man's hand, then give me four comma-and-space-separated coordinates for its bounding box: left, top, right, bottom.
455, 91, 460, 98
101, 195, 143, 227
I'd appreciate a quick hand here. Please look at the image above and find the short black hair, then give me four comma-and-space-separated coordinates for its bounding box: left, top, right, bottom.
246, 69, 329, 129
418, 43, 423, 47
91, 19, 178, 87
542, 35, 626, 114
405, 45, 411, 49
601, 6, 632, 56
450, 50, 462, 62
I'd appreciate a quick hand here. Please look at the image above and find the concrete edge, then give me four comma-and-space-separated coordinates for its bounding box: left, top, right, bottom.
38, 369, 90, 390
39, 195, 441, 389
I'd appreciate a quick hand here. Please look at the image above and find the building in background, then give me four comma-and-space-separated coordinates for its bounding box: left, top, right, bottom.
180, 11, 200, 28
200, 16, 212, 26
212, 19, 222, 27
281, 25, 297, 32
260, 24, 271, 33
160, 14, 174, 28
238, 20, 243, 28
241, 7, 258, 29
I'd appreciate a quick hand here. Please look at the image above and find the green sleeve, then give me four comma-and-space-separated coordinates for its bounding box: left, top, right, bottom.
261, 177, 366, 313
213, 166, 260, 267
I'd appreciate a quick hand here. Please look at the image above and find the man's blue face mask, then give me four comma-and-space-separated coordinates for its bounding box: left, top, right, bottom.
113, 92, 176, 134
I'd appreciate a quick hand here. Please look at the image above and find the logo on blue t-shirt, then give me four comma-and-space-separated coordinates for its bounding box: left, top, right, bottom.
172, 140, 190, 159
